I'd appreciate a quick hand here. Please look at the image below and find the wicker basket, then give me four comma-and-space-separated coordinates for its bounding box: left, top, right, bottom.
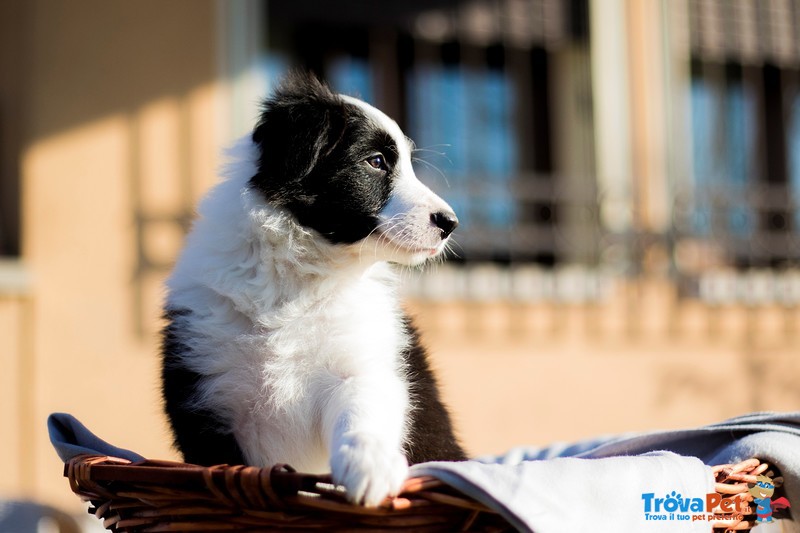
64, 454, 779, 532
65, 455, 511, 531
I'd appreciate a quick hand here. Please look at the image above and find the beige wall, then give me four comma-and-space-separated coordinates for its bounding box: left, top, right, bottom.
409, 279, 800, 457
0, 0, 219, 513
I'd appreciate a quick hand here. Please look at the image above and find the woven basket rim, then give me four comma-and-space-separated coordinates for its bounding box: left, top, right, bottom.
64, 454, 781, 532
65, 454, 509, 531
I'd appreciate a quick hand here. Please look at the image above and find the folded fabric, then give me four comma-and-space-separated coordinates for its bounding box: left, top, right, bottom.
412, 452, 713, 533
414, 411, 800, 532
49, 411, 800, 533
48, 413, 144, 463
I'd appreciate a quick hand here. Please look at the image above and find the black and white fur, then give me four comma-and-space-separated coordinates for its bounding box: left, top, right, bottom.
161, 74, 466, 506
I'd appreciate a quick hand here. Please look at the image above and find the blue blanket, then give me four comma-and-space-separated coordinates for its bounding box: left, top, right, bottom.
49, 411, 800, 532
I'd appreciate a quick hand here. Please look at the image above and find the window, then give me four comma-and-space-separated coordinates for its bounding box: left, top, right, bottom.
687, 0, 800, 267
0, 14, 22, 257
261, 0, 595, 265
0, 153, 21, 258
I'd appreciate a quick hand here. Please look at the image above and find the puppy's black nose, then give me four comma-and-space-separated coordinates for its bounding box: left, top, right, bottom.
431, 211, 459, 238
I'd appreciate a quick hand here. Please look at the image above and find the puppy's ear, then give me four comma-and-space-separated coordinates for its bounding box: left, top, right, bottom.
251, 73, 346, 206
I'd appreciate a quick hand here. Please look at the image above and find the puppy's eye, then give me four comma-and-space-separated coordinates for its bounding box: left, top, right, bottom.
365, 154, 388, 171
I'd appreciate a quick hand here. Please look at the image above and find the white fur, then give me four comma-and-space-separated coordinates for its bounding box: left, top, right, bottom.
166, 99, 455, 506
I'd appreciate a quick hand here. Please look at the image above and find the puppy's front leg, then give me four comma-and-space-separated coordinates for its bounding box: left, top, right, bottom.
321, 373, 409, 506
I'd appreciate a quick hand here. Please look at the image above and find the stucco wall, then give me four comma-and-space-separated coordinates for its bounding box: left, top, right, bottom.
0, 0, 219, 512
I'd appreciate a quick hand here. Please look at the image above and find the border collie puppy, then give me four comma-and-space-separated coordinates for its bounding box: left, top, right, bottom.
161, 74, 466, 506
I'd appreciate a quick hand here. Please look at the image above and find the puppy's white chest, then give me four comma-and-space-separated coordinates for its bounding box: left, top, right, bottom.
234, 277, 409, 471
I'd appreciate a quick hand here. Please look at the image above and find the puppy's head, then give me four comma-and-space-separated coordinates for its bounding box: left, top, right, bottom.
250, 74, 457, 266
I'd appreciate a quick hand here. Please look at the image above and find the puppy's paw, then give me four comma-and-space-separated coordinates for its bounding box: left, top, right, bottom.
330, 433, 409, 507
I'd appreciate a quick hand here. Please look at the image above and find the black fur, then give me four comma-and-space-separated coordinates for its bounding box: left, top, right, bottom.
402, 319, 468, 463
250, 74, 398, 244
161, 309, 246, 466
